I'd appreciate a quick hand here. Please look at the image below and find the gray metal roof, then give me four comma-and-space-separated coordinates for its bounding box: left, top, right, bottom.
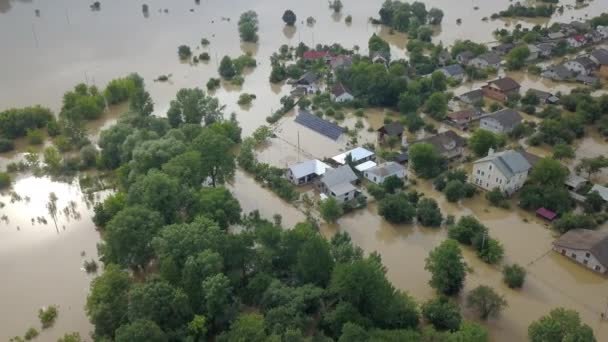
590, 184, 608, 202
328, 181, 357, 196
591, 48, 608, 65
485, 109, 522, 127
321, 165, 358, 188
442, 64, 465, 76
554, 229, 608, 268
476, 52, 502, 65
288, 159, 332, 179
474, 149, 531, 179
366, 162, 405, 178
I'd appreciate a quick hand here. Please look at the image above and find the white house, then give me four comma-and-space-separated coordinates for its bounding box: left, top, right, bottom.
364, 162, 406, 184
479, 109, 522, 134
286, 159, 332, 185
468, 52, 501, 69
319, 165, 360, 203
564, 56, 597, 76
553, 229, 608, 274
567, 35, 587, 48
331, 147, 375, 166
331, 82, 354, 103
471, 149, 531, 195
597, 26, 608, 39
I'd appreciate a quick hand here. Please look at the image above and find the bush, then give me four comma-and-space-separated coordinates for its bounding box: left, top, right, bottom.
379, 193, 415, 224
206, 78, 220, 91
416, 198, 443, 227
503, 264, 526, 288
178, 45, 192, 59
0, 138, 15, 152
83, 259, 98, 273
24, 327, 38, 341
320, 197, 343, 223
466, 285, 507, 320
79, 145, 98, 169
238, 93, 256, 106
0, 172, 11, 189
26, 128, 44, 145
421, 296, 462, 332
486, 188, 508, 208
38, 305, 58, 328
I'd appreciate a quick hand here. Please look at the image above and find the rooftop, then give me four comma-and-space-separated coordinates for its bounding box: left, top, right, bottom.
536, 207, 558, 221
485, 108, 522, 127
565, 174, 588, 189
474, 149, 531, 179
554, 229, 608, 268
303, 51, 330, 59
288, 159, 332, 179
321, 165, 358, 188
589, 184, 608, 202
331, 82, 351, 97
487, 77, 521, 92
331, 147, 375, 165
447, 108, 482, 122
591, 48, 608, 65
457, 89, 484, 103
295, 110, 344, 140
365, 162, 405, 178
414, 131, 466, 155
355, 160, 377, 172
441, 64, 465, 76
527, 88, 553, 100
476, 52, 502, 65
572, 56, 597, 70
378, 122, 404, 136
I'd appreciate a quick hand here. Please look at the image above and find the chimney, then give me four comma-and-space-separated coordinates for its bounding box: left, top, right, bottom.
487, 147, 495, 156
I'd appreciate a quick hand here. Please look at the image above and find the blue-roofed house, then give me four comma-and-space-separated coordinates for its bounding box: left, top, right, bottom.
438, 64, 466, 82
471, 149, 532, 195
286, 159, 332, 185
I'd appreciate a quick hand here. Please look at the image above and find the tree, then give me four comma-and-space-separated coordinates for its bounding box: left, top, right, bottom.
409, 143, 445, 178
296, 235, 334, 287
320, 197, 343, 223
379, 193, 416, 224
219, 56, 237, 80
43, 146, 62, 172
115, 320, 168, 342
576, 156, 608, 179
444, 180, 465, 202
282, 10, 296, 26
128, 280, 193, 332
0, 172, 10, 189
585, 191, 604, 213
382, 175, 404, 194
100, 206, 164, 269
222, 313, 267, 342
162, 151, 204, 187
238, 11, 259, 42
421, 296, 462, 332
416, 198, 443, 227
530, 157, 569, 187
528, 308, 595, 342
428, 8, 444, 25
553, 143, 575, 160
178, 45, 192, 60
85, 264, 131, 340
474, 237, 504, 264
57, 332, 83, 342
450, 321, 489, 342
187, 315, 208, 341
329, 0, 343, 13
466, 285, 507, 320
503, 264, 526, 289
469, 129, 500, 157
448, 216, 488, 245
202, 273, 234, 325
192, 129, 236, 187
368, 34, 390, 59
506, 45, 530, 70
424, 92, 448, 120
425, 239, 466, 296
193, 187, 241, 229
130, 88, 154, 117
167, 88, 222, 127
127, 171, 182, 223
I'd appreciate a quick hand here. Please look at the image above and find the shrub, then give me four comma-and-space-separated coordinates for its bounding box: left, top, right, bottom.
416, 198, 443, 227
379, 193, 415, 224
26, 128, 44, 145
178, 45, 192, 59
238, 93, 256, 106
24, 327, 38, 340
206, 78, 220, 91
466, 285, 507, 320
421, 296, 462, 332
38, 305, 58, 328
0, 172, 11, 189
0, 138, 15, 152
503, 264, 526, 288
486, 188, 508, 208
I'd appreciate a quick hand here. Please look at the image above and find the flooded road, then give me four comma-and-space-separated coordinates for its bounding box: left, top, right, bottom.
1, 0, 608, 340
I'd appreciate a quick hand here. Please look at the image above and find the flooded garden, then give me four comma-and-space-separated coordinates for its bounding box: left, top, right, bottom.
1, 0, 608, 340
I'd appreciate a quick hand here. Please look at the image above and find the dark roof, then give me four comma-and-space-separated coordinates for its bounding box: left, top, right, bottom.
457, 51, 475, 60
476, 52, 502, 65
519, 150, 541, 167
457, 89, 484, 103
545, 64, 575, 79
554, 229, 608, 268
492, 43, 515, 53
321, 165, 358, 188
573, 56, 597, 70
488, 77, 521, 92
591, 48, 608, 65
414, 131, 466, 155
394, 152, 408, 163
331, 83, 351, 97
486, 109, 522, 127
527, 88, 552, 101
297, 72, 319, 85
442, 64, 465, 76
295, 110, 344, 140
447, 108, 482, 121
378, 122, 404, 136
536, 43, 554, 52
536, 207, 558, 221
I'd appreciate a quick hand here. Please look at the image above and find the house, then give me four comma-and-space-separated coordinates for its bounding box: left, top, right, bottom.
535, 43, 554, 58
468, 52, 501, 69
456, 51, 475, 64
590, 48, 608, 79
585, 30, 604, 44
479, 108, 522, 134
437, 50, 452, 66
526, 88, 559, 104
564, 56, 597, 76
330, 55, 353, 70
541, 64, 575, 81
446, 108, 485, 129
364, 162, 406, 184
457, 89, 484, 105
393, 152, 409, 165
547, 31, 566, 40
471, 149, 531, 194
331, 147, 375, 166
491, 43, 515, 56
553, 229, 608, 274
565, 174, 588, 191
409, 130, 466, 160
576, 74, 598, 85
319, 165, 360, 203
567, 35, 587, 48
331, 83, 354, 103
589, 184, 608, 202
355, 161, 377, 172
519, 150, 541, 168
438, 64, 466, 81
293, 72, 320, 94
377, 122, 404, 144
596, 26, 608, 39
526, 44, 540, 61
481, 77, 521, 102
303, 50, 330, 61
286, 159, 332, 185
371, 52, 389, 65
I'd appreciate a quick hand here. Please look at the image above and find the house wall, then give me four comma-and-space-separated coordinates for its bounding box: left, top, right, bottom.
553, 246, 606, 273
286, 170, 317, 185
334, 93, 354, 103
482, 85, 508, 102
471, 161, 527, 194
364, 169, 406, 185
479, 117, 505, 134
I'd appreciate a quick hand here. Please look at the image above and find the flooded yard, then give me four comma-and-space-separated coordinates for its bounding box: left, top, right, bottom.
1, 0, 608, 340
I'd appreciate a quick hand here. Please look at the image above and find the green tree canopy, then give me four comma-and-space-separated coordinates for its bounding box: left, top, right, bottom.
528, 308, 595, 342
425, 239, 466, 296
469, 129, 501, 157
379, 193, 416, 224
466, 285, 507, 320
192, 129, 236, 187
409, 143, 445, 178
115, 319, 168, 342
167, 88, 222, 127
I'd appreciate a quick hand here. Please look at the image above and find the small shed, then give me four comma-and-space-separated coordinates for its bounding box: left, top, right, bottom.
355, 161, 377, 172
565, 174, 588, 191
536, 207, 558, 221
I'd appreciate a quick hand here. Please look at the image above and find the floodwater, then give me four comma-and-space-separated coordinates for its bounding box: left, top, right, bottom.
1, 0, 608, 340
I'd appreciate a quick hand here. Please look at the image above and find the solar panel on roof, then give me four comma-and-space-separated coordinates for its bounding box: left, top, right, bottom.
295, 111, 344, 140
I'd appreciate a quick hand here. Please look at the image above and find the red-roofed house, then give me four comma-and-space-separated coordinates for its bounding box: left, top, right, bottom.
446, 109, 485, 129
567, 35, 587, 48
303, 51, 331, 61
536, 207, 558, 221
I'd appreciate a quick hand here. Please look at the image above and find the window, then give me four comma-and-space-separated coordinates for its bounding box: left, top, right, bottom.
584, 259, 588, 265
489, 165, 492, 170
595, 265, 601, 271
561, 249, 566, 255
586, 252, 591, 258
477, 169, 480, 175
496, 178, 499, 182
571, 253, 577, 259
481, 171, 485, 176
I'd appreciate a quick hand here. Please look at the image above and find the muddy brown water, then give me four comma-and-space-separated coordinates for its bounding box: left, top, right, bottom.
1, 0, 608, 340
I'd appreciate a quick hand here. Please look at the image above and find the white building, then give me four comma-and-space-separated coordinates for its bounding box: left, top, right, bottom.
471, 149, 531, 195
553, 229, 608, 274
331, 147, 375, 166
331, 83, 354, 103
479, 109, 522, 134
286, 159, 332, 185
319, 165, 360, 203
468, 52, 501, 69
364, 162, 406, 184
564, 56, 597, 76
